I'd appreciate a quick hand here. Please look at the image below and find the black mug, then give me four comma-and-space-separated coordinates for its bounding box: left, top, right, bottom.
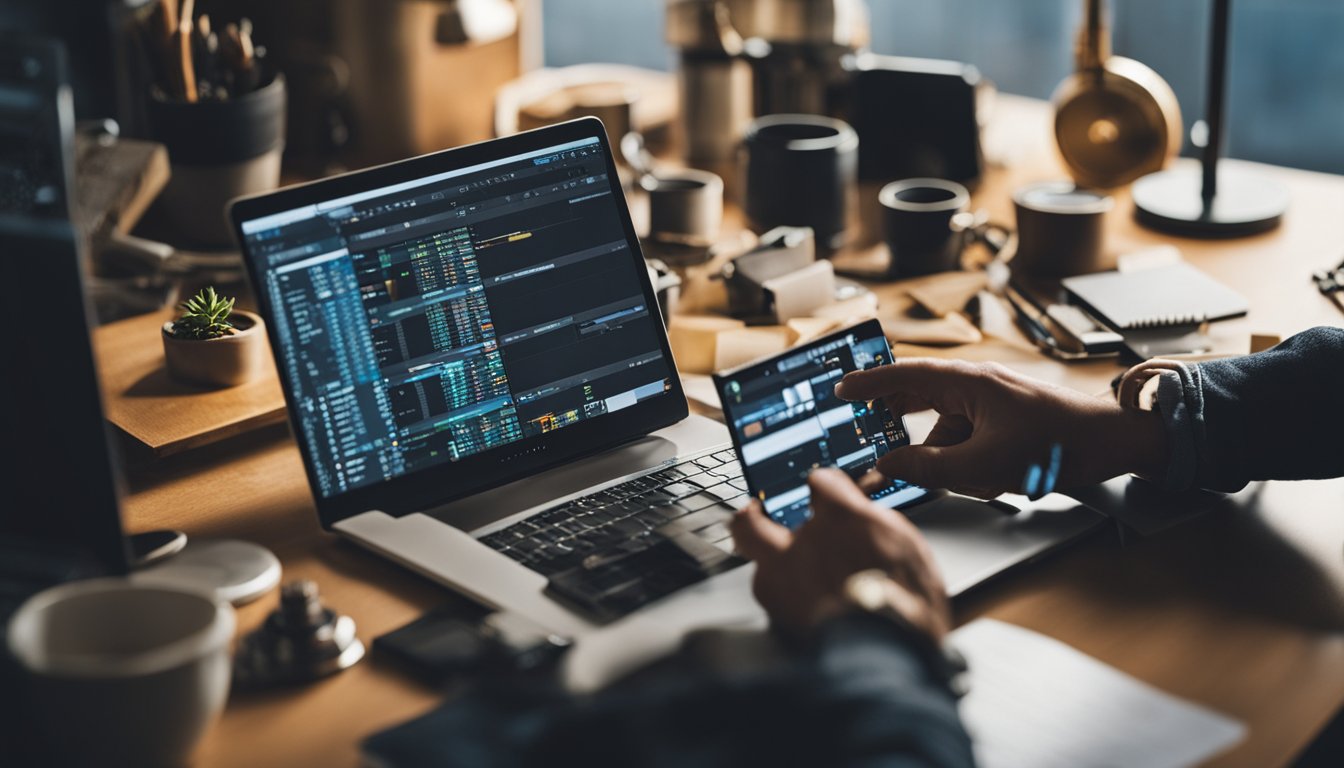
879, 178, 970, 278
742, 114, 858, 255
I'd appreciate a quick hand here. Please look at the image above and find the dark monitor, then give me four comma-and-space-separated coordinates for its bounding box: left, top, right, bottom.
0, 216, 129, 579
0, 36, 127, 580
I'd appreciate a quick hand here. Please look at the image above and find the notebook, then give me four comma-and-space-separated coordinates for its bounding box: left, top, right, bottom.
1061, 261, 1248, 330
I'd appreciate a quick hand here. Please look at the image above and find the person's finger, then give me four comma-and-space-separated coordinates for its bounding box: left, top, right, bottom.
806, 468, 884, 521
875, 444, 961, 490
877, 392, 943, 419
834, 358, 984, 409
730, 500, 791, 561
923, 413, 974, 447
855, 468, 890, 495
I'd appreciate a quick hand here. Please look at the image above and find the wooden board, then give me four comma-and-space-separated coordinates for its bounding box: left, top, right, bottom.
94, 309, 287, 457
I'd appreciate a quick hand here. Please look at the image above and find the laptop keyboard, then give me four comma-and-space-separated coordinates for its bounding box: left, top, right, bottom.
478, 449, 748, 620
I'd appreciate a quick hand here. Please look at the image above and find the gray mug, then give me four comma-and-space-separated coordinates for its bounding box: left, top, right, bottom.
643, 168, 724, 248
7, 579, 235, 768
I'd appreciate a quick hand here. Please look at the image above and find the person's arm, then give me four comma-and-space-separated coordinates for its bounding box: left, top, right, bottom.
376, 471, 974, 768
1129, 326, 1344, 492
835, 358, 1169, 498
724, 470, 975, 767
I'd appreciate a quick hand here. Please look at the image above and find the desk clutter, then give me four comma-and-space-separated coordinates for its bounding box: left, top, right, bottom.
6, 0, 1341, 766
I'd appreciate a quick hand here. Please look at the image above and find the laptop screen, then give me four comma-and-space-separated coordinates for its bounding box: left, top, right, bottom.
237, 132, 676, 499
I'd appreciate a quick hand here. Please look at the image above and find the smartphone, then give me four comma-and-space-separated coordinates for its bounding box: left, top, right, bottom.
713, 319, 930, 529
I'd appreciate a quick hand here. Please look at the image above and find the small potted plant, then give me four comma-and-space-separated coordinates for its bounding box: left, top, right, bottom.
162, 287, 267, 387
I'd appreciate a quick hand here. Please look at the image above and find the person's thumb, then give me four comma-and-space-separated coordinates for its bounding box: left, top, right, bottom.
731, 500, 792, 561
875, 444, 955, 490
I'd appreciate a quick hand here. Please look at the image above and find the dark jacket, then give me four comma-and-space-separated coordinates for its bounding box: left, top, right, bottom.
364, 613, 975, 768
1158, 326, 1344, 491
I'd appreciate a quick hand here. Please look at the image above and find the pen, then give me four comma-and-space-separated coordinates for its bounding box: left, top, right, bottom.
153, 0, 180, 98
192, 13, 217, 98
1002, 283, 1099, 361
1002, 284, 1059, 351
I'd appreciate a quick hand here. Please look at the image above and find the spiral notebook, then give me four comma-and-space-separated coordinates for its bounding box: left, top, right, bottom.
1062, 261, 1248, 330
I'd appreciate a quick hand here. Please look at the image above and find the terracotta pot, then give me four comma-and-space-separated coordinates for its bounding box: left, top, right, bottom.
161, 310, 267, 388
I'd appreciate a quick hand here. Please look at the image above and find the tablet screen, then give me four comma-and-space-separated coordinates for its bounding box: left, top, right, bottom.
714, 319, 928, 528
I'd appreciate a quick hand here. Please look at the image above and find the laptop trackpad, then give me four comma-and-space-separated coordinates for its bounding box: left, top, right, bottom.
907, 493, 1105, 596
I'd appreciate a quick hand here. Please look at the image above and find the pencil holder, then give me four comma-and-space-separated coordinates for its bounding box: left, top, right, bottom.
148, 74, 286, 248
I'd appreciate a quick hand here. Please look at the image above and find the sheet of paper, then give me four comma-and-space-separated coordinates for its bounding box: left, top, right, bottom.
953, 619, 1246, 768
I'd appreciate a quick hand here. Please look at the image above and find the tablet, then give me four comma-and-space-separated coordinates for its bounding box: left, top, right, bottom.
713, 319, 930, 529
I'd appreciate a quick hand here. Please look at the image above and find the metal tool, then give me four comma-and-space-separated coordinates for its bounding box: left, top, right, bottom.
233, 579, 365, 687
1313, 255, 1344, 314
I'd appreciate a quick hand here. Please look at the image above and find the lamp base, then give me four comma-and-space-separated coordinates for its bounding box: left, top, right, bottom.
1132, 160, 1287, 238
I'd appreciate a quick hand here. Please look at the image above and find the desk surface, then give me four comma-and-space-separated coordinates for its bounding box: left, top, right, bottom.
116, 96, 1344, 768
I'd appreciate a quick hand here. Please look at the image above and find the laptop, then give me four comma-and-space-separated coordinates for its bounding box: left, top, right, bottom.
231, 118, 1103, 686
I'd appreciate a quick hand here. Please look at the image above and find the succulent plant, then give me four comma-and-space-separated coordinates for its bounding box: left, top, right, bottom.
171, 286, 237, 340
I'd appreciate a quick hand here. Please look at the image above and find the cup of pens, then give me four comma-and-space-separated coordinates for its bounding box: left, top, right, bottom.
143, 2, 285, 248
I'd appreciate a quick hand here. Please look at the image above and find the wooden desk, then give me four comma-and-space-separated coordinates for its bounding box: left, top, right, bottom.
116, 97, 1344, 768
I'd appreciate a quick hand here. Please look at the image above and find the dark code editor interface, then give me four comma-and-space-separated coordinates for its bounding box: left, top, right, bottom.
241, 137, 672, 498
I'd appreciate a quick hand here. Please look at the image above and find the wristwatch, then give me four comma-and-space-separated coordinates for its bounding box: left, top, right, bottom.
842, 569, 971, 697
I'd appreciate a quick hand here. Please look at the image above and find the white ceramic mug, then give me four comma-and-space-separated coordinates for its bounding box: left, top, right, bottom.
6, 579, 235, 768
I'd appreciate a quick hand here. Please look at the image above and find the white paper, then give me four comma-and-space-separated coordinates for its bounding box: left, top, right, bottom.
953, 619, 1246, 768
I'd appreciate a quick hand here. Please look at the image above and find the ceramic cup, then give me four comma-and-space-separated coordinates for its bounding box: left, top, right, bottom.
148, 75, 286, 248
879, 178, 971, 279
1012, 181, 1114, 276
643, 168, 724, 248
7, 579, 235, 768
742, 113, 858, 255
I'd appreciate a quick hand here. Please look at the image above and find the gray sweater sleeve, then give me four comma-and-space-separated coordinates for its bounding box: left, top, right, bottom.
1156, 326, 1344, 492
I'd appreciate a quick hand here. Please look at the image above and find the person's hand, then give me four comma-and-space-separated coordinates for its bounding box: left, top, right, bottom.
834, 358, 1169, 498
730, 468, 950, 642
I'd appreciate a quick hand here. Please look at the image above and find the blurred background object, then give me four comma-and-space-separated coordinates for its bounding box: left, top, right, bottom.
4, 0, 1341, 175
216, 0, 538, 169
666, 0, 868, 177
1051, 0, 1181, 189
741, 113, 857, 255
1131, 0, 1289, 238
552, 0, 1344, 176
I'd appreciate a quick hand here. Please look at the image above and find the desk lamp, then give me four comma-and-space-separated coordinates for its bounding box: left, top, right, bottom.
1132, 0, 1288, 237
